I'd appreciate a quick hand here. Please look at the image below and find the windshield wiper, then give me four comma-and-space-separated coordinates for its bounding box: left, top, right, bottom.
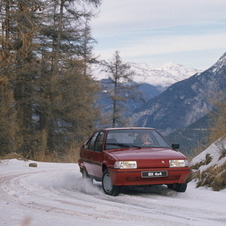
107, 143, 141, 149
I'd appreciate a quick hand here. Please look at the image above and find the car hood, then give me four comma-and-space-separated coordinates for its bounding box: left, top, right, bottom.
107, 148, 187, 168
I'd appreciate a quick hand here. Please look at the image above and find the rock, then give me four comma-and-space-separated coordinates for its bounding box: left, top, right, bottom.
29, 162, 37, 167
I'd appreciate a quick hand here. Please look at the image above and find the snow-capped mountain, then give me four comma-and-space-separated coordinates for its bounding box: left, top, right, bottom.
129, 62, 201, 89
92, 61, 201, 90
208, 52, 226, 74
130, 52, 226, 136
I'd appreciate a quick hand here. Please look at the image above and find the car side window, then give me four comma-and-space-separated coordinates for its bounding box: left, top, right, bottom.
87, 132, 99, 151
94, 132, 104, 152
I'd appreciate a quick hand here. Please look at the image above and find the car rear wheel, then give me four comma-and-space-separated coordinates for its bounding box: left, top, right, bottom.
102, 169, 120, 196
167, 182, 187, 192
82, 169, 93, 184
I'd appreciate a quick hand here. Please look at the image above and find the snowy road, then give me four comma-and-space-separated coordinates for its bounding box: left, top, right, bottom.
0, 159, 226, 226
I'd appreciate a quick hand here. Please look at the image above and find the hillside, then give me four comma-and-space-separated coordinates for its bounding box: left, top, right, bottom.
98, 79, 160, 115
130, 52, 226, 135
94, 61, 200, 117
190, 138, 226, 191
166, 114, 211, 155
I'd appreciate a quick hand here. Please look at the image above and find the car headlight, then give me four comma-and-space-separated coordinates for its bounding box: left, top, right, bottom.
114, 161, 137, 169
169, 159, 188, 167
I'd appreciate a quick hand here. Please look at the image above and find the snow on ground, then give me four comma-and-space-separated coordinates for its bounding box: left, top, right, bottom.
0, 159, 226, 226
190, 138, 226, 171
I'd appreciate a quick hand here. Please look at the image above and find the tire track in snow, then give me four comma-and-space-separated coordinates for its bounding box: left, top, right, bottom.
1, 161, 226, 226
0, 168, 191, 226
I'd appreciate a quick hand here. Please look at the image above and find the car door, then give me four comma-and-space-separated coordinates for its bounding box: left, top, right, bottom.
91, 131, 105, 178
82, 131, 99, 176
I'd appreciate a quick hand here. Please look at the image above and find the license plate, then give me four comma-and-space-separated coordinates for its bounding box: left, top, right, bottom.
141, 171, 168, 178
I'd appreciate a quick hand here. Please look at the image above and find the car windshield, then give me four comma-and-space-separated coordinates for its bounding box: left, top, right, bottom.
105, 129, 171, 150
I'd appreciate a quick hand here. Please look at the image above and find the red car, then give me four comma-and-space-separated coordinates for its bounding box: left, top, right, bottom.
78, 127, 190, 196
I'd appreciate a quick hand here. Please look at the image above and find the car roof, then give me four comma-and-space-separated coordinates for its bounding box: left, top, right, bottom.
102, 127, 155, 131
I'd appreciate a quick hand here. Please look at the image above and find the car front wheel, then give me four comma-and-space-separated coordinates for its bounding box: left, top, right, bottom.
167, 182, 187, 192
102, 169, 120, 196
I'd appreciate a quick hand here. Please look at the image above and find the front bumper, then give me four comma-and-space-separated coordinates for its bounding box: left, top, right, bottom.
108, 167, 190, 186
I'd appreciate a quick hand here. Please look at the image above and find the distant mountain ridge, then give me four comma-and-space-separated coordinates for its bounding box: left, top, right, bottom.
92, 61, 201, 91
130, 52, 226, 135
129, 62, 201, 90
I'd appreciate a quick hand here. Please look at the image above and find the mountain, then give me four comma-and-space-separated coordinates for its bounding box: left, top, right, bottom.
92, 61, 200, 91
130, 52, 226, 135
129, 62, 201, 91
98, 79, 160, 115
166, 114, 211, 155
93, 61, 200, 116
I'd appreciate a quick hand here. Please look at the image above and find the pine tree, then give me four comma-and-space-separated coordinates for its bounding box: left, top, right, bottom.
0, 0, 102, 159
0, 0, 44, 156
34, 0, 102, 156
101, 51, 143, 127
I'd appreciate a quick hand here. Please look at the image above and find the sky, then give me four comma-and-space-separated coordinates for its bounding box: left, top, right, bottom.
90, 0, 226, 70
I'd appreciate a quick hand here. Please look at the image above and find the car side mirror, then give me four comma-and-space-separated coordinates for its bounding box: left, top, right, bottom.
172, 144, 180, 149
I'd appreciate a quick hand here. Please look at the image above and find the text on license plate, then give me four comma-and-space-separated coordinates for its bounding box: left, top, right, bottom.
141, 171, 168, 178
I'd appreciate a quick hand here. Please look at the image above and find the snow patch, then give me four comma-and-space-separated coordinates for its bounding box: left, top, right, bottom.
191, 139, 226, 171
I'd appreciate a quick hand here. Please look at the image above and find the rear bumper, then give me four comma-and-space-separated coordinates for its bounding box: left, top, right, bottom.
108, 167, 190, 186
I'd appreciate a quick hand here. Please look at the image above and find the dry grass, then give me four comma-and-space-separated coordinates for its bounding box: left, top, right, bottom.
0, 152, 26, 161
0, 147, 80, 163
215, 141, 226, 160
190, 160, 226, 191
188, 94, 226, 190
60, 147, 80, 163
33, 150, 60, 162
31, 147, 80, 163
187, 141, 211, 162
191, 153, 212, 170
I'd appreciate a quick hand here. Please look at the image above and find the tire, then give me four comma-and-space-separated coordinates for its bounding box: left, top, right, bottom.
102, 169, 121, 196
167, 182, 187, 192
82, 169, 93, 184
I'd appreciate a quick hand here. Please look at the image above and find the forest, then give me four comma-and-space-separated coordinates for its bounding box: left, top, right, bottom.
0, 0, 142, 161
0, 0, 105, 161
